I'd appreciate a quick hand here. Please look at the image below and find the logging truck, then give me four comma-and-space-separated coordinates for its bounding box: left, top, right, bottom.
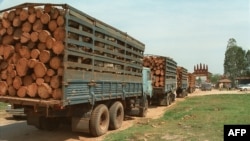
176, 66, 188, 98
0, 3, 153, 137
143, 54, 177, 105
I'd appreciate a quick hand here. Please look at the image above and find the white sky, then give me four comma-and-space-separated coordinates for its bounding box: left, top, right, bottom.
0, 0, 249, 74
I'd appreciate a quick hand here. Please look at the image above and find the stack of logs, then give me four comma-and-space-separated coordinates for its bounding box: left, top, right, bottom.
143, 56, 166, 87
0, 5, 65, 99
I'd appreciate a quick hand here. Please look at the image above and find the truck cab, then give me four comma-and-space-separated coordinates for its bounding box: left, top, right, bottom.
142, 67, 152, 98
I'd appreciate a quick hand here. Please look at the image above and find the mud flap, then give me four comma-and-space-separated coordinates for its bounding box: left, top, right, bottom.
72, 117, 90, 133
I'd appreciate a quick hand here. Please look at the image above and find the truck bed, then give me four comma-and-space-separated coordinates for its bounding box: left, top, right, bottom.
0, 3, 145, 107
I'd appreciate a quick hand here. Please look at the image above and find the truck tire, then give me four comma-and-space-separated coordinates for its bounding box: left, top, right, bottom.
139, 99, 148, 117
109, 101, 124, 130
90, 104, 110, 137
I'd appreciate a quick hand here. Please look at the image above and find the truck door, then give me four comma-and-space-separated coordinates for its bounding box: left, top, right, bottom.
143, 67, 152, 98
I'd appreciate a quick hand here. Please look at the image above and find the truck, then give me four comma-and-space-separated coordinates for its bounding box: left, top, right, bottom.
143, 54, 177, 106
176, 66, 188, 98
187, 73, 196, 93
0, 3, 152, 137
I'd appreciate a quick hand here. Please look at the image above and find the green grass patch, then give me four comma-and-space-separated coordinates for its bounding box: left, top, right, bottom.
104, 94, 250, 141
0, 102, 7, 110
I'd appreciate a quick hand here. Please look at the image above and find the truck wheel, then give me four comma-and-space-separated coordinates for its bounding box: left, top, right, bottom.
109, 101, 124, 130
90, 104, 110, 137
139, 99, 148, 117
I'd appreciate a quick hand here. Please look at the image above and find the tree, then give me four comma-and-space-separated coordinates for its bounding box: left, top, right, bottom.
224, 38, 248, 86
210, 74, 221, 84
227, 38, 237, 49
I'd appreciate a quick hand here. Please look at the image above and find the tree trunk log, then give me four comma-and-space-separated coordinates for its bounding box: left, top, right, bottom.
34, 62, 47, 78
39, 50, 50, 63
27, 83, 38, 97
0, 81, 8, 95
52, 88, 62, 100
17, 86, 27, 98
38, 83, 52, 99
16, 58, 28, 77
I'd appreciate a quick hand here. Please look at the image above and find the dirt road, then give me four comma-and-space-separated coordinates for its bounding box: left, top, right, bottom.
0, 89, 246, 141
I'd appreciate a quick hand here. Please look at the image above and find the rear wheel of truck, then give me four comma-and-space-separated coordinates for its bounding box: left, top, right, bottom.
90, 104, 110, 137
109, 101, 124, 130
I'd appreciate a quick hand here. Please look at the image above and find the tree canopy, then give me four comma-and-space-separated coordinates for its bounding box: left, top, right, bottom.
224, 38, 249, 86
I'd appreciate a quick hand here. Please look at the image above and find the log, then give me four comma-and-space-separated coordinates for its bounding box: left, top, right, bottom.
47, 69, 55, 76
19, 9, 29, 21
30, 32, 39, 42
37, 43, 46, 51
36, 78, 44, 85
7, 64, 15, 73
27, 83, 38, 97
16, 58, 28, 77
13, 76, 22, 89
0, 69, 7, 80
28, 6, 36, 14
13, 28, 22, 40
20, 32, 31, 43
22, 21, 32, 32
31, 49, 40, 59
8, 86, 16, 96
3, 45, 14, 60
7, 26, 14, 35
44, 4, 52, 13
0, 81, 8, 95
13, 16, 21, 27
10, 70, 17, 78
49, 56, 61, 69
7, 11, 16, 21
6, 75, 13, 85
36, 8, 43, 18
2, 35, 14, 45
33, 19, 43, 32
48, 20, 57, 32
50, 75, 60, 89
15, 8, 22, 16
2, 19, 11, 28
38, 83, 52, 99
19, 46, 31, 59
34, 62, 47, 77
28, 13, 36, 23
38, 30, 50, 43
56, 15, 65, 26
0, 61, 8, 70
17, 86, 27, 98
39, 50, 50, 63
52, 41, 64, 55
52, 88, 62, 100
0, 28, 6, 36
28, 58, 38, 68
50, 8, 59, 20
40, 13, 50, 24
45, 36, 55, 49
53, 27, 65, 41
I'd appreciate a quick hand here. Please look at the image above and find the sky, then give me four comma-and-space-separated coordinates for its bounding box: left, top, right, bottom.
0, 0, 249, 74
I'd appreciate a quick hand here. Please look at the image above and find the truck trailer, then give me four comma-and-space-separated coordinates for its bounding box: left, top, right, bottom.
143, 54, 177, 106
0, 3, 152, 136
176, 66, 188, 98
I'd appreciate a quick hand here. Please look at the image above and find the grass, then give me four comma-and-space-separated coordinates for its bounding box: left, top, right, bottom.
104, 94, 250, 141
0, 102, 7, 110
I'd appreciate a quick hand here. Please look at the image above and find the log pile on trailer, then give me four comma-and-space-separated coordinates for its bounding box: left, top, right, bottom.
176, 66, 188, 98
143, 56, 166, 87
0, 5, 67, 99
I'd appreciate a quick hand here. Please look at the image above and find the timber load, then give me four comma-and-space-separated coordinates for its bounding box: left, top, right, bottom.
0, 4, 65, 100
143, 55, 177, 88
0, 3, 145, 102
